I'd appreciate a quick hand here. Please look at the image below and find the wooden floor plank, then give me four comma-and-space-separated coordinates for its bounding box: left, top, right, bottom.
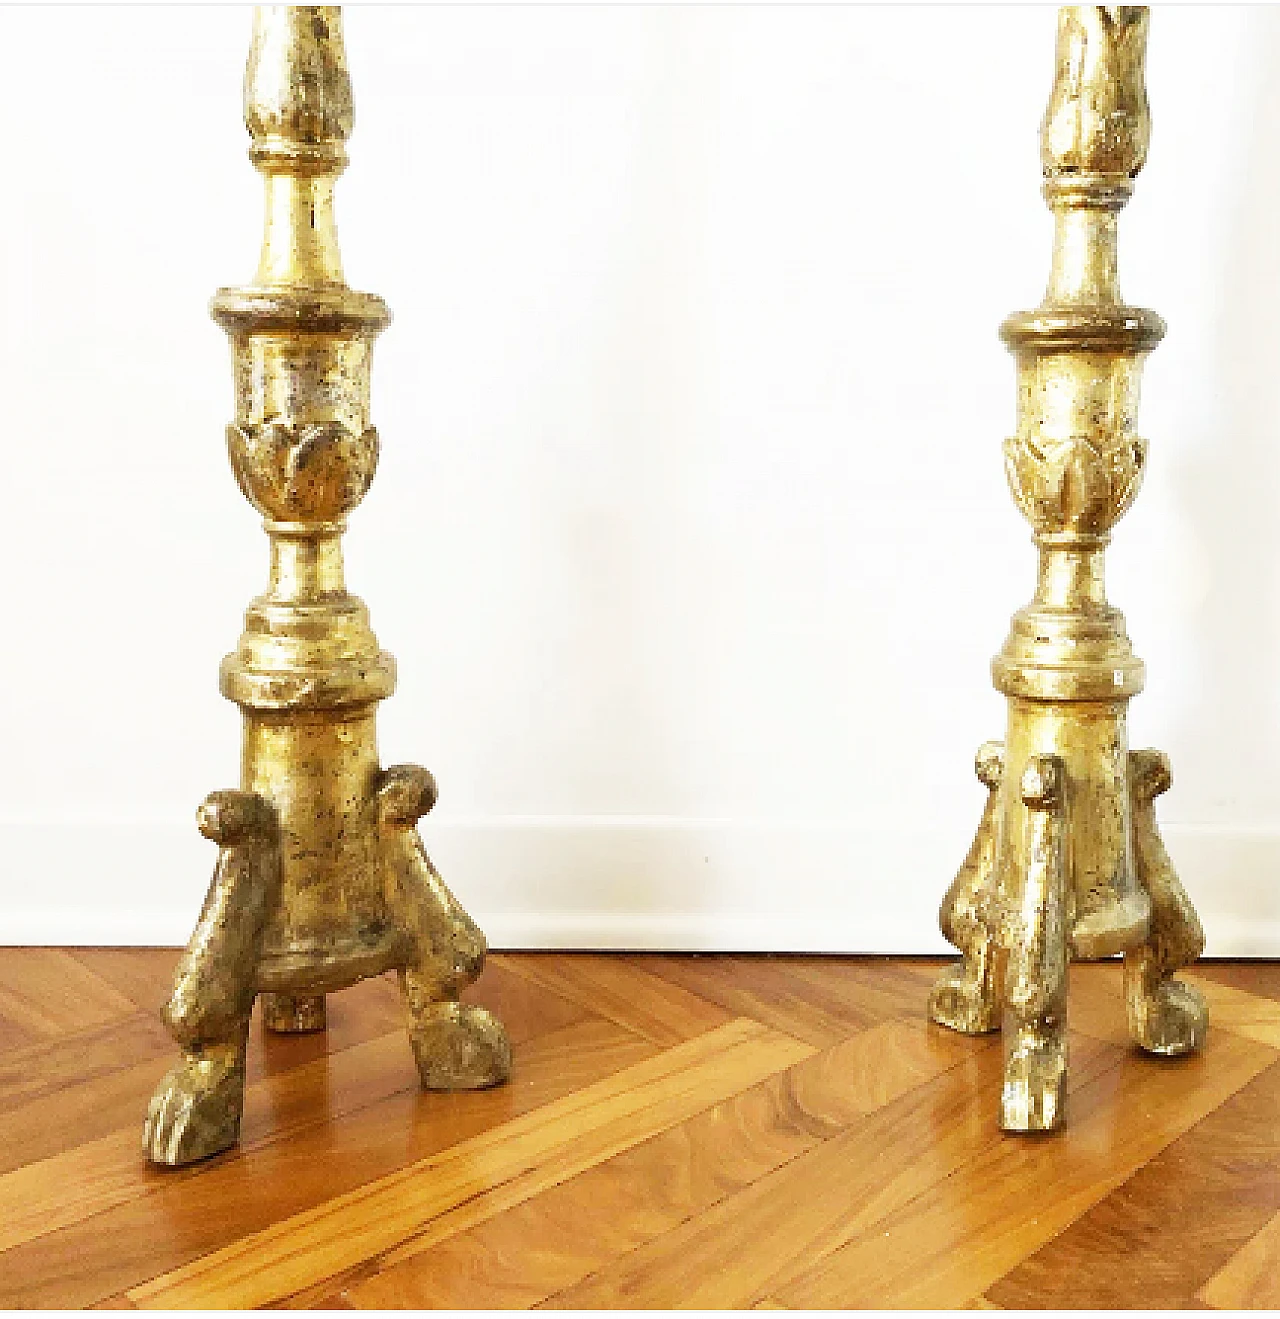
0, 956, 584, 1235
0, 1015, 652, 1309
1199, 1207, 1280, 1308
1183, 972, 1280, 1050
1194, 959, 1280, 1004
1031, 960, 1280, 1052
780, 956, 944, 1024
493, 952, 731, 1047
462, 957, 593, 1042
340, 1015, 978, 1310
242, 975, 409, 1084
0, 989, 586, 1263
129, 1020, 813, 1309
0, 1012, 172, 1118
627, 954, 927, 1048
1055, 960, 1130, 1046
0, 949, 139, 1047
66, 949, 181, 1017
0, 1026, 429, 1257
766, 1028, 1275, 1309
0, 1025, 172, 1180
0, 951, 1275, 1311
989, 1059, 1280, 1309
0, 960, 594, 1253
544, 1032, 1117, 1310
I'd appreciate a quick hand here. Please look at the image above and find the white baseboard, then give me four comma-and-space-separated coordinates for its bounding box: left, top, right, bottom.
2, 817, 1279, 957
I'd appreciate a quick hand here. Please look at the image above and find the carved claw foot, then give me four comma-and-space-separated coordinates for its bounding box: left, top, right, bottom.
932, 741, 1005, 1035
379, 764, 513, 1093
143, 1038, 248, 1167
929, 960, 1002, 1035
406, 999, 512, 1090
143, 790, 279, 1167
379, 764, 484, 989
1125, 749, 1208, 1057
1000, 1028, 1067, 1132
1000, 755, 1069, 1134
1125, 954, 1207, 1056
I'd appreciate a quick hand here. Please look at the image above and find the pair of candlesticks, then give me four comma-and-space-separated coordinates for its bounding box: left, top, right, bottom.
136, 3, 1204, 1167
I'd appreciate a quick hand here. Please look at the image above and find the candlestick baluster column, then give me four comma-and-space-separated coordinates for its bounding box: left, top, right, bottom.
143, 5, 511, 1167
928, 5, 1207, 1132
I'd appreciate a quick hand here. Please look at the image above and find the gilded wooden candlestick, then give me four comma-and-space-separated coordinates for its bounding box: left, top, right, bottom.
144, 5, 511, 1167
929, 5, 1206, 1132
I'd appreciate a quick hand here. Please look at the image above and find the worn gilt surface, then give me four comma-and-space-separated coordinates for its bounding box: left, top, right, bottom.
929, 5, 1207, 1132
143, 5, 511, 1168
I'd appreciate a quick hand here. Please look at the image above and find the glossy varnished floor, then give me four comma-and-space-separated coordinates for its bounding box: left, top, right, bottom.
2, 953, 1280, 1308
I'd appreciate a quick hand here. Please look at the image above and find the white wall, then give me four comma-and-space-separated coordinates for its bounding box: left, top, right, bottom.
1, 5, 1278, 953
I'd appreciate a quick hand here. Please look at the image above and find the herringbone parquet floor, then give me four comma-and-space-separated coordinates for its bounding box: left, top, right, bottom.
1, 949, 1279, 1308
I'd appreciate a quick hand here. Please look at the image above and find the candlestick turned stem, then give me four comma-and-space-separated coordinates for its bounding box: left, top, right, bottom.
928, 5, 1206, 1133
143, 5, 511, 1167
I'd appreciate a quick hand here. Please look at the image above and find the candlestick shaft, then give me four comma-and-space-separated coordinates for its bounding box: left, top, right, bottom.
929, 7, 1205, 1133
145, 6, 510, 1168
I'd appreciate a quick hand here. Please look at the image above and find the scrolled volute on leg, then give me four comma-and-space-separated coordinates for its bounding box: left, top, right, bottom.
930, 741, 1006, 1035
1124, 749, 1207, 1055
144, 790, 281, 1167
376, 765, 512, 1090
1000, 755, 1070, 1134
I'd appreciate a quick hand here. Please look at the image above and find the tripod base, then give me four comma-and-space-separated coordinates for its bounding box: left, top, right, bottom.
143, 768, 512, 1168
930, 742, 1206, 1133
